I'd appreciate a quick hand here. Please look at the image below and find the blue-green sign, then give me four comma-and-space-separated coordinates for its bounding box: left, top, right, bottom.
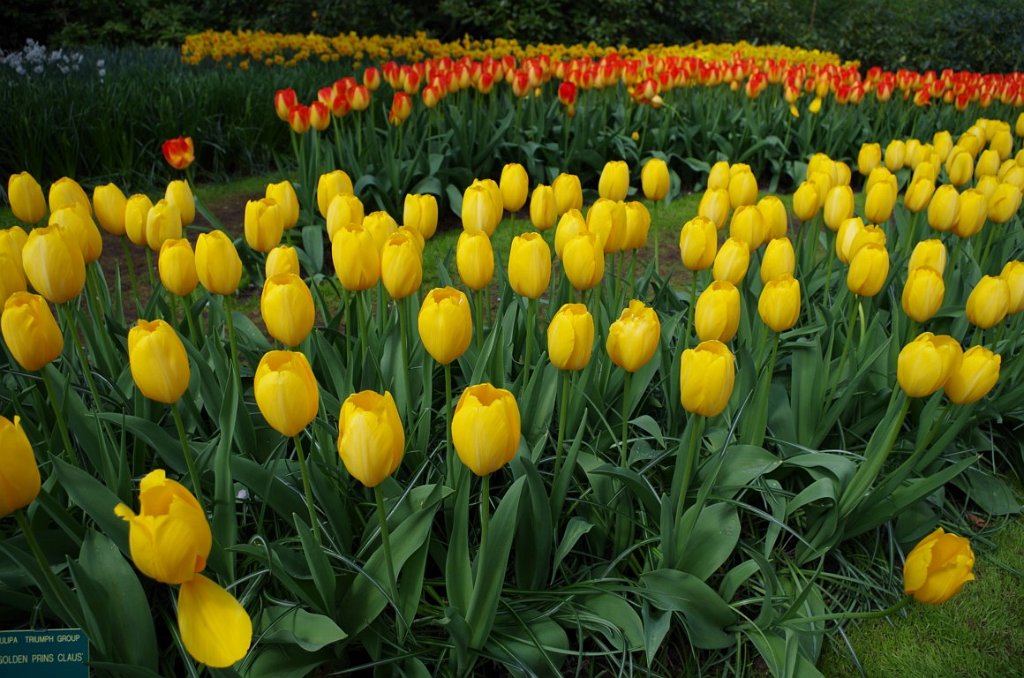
0, 629, 88, 677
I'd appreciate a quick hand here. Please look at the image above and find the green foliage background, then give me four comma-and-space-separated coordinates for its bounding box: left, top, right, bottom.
2, 0, 1023, 72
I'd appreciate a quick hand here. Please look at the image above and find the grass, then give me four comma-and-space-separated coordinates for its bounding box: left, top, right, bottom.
817, 516, 1024, 677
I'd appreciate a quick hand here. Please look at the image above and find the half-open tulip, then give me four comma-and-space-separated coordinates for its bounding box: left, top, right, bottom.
93, 183, 128, 235
508, 232, 551, 299
0, 415, 40, 517
641, 158, 670, 201
1, 292, 63, 371
500, 163, 529, 212
988, 183, 1022, 224
159, 239, 198, 297
452, 384, 521, 476
599, 160, 629, 201
363, 211, 398, 253
548, 303, 594, 371
606, 300, 660, 372
266, 181, 299, 230
8, 172, 46, 223
944, 346, 1000, 404
50, 204, 102, 263
254, 350, 319, 436
897, 333, 962, 397
965, 275, 1009, 329
903, 527, 975, 604
166, 180, 195, 227
847, 244, 889, 297
113, 469, 211, 584
680, 340, 735, 417
317, 170, 354, 218
695, 281, 740, 343
904, 178, 935, 213
418, 287, 472, 364
21, 225, 86, 303
337, 390, 404, 487
562, 233, 604, 291
261, 274, 315, 346
195, 231, 242, 295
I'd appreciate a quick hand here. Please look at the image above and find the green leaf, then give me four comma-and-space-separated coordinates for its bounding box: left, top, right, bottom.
638, 569, 736, 649
511, 457, 552, 590
51, 457, 129, 554
676, 503, 741, 580
301, 225, 324, 273
242, 645, 331, 678
701, 444, 780, 496
579, 593, 644, 651
294, 515, 335, 612
258, 606, 347, 651
551, 517, 592, 580
746, 629, 825, 678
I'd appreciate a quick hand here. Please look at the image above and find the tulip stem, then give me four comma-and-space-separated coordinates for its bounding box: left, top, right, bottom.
121, 239, 142, 315
474, 289, 485, 351
783, 595, 913, 626
15, 510, 80, 626
523, 298, 537, 388
480, 474, 491, 552
40, 369, 79, 468
685, 273, 698, 346
223, 295, 240, 378
671, 416, 705, 561
171, 402, 205, 511
357, 291, 369, 369
620, 371, 632, 468
145, 249, 157, 300
831, 293, 859, 397
373, 485, 400, 611
291, 434, 322, 545
180, 293, 199, 347
553, 370, 570, 480
398, 299, 409, 397
444, 362, 454, 486
61, 306, 102, 407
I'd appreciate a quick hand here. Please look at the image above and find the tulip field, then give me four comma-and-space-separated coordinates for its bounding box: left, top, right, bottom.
3, 30, 1024, 678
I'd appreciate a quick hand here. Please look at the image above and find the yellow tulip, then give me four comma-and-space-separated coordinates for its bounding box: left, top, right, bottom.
728, 205, 765, 251
586, 198, 627, 253
254, 350, 319, 436
316, 170, 354, 218
901, 267, 945, 323
0, 415, 41, 517
418, 287, 473, 365
266, 180, 300, 230
165, 180, 196, 227
792, 181, 820, 222
847, 244, 889, 297
695, 280, 740, 343
0, 226, 28, 273
552, 173, 583, 214
159, 239, 198, 297
988, 183, 1022, 224
7, 172, 47, 224
909, 239, 947, 276
864, 181, 896, 224
884, 139, 906, 171
965, 275, 1009, 329
698, 187, 731, 230
462, 183, 500, 236
944, 346, 1001, 404
707, 161, 730, 191
835, 217, 864, 264
857, 142, 882, 176
678, 216, 717, 271
1001, 261, 1024, 314
363, 211, 398, 253
113, 469, 211, 584
508, 232, 551, 299
92, 183, 128, 236
835, 161, 852, 186
758, 275, 801, 332
381, 231, 423, 300
903, 527, 975, 604
529, 185, 557, 231
946, 148, 974, 187
728, 169, 758, 209
865, 166, 897, 195
548, 303, 594, 371
261, 274, 315, 346
761, 237, 795, 283
679, 340, 735, 417
820, 185, 853, 232
146, 199, 183, 253
1, 292, 63, 371
128, 319, 191, 403
598, 160, 629, 202
337, 390, 405, 487
452, 384, 521, 476
927, 185, 960, 232
21, 224, 86, 303
554, 209, 587, 259
326, 194, 365, 243
623, 201, 651, 250
757, 195, 788, 241
641, 158, 670, 201
50, 204, 102, 263
808, 154, 838, 188
266, 245, 300, 279
125, 194, 154, 247
904, 178, 935, 213
332, 224, 380, 292
975, 149, 1000, 178
500, 163, 529, 212
0, 251, 26, 308
952, 189, 988, 239
912, 160, 939, 184
177, 574, 253, 668
562, 233, 605, 291
474, 178, 504, 227
932, 131, 953, 163
244, 198, 283, 253
849, 225, 887, 262
456, 230, 494, 291
195, 230, 242, 295
712, 237, 750, 285
606, 300, 660, 372
48, 176, 91, 216
403, 193, 438, 240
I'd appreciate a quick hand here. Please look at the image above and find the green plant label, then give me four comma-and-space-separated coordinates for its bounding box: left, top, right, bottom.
0, 629, 88, 677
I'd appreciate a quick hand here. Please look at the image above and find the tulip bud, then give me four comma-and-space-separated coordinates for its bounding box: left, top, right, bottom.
403, 193, 438, 240
418, 287, 473, 365
908, 239, 947, 276
451, 384, 520, 476
1, 292, 64, 371
679, 216, 717, 271
243, 198, 284, 253
847, 243, 889, 297
266, 245, 300, 278
261, 274, 315, 346
727, 169, 758, 210
165, 180, 195, 227
195, 230, 242, 296
326, 194, 365, 243
50, 204, 102, 263
114, 469, 211, 584
728, 205, 765, 251
898, 333, 963, 398
359, 211, 396, 254
707, 161, 730, 191
456, 230, 494, 291
792, 181, 820, 222
884, 139, 906, 171
864, 181, 896, 224
22, 225, 86, 303
932, 131, 954, 162
757, 195, 788, 241
912, 160, 939, 184
128, 319, 191, 403
586, 198, 627, 253
331, 224, 380, 292
0, 415, 41, 517
902, 267, 945, 323
966, 275, 1009, 329
975, 149, 1001, 178
598, 160, 629, 202
476, 178, 504, 228
0, 226, 28, 273
623, 201, 651, 250
857, 143, 882, 176
695, 280, 741, 343
821, 185, 854, 232
562, 233, 605, 291
552, 173, 583, 214
381, 232, 423, 300
712, 237, 750, 285
761, 237, 795, 283
904, 178, 935, 213
758, 275, 801, 332
641, 158, 670, 201
529, 185, 557, 231
500, 163, 529, 212
1001, 261, 1024, 314
159, 239, 198, 297
146, 199, 183, 253
835, 217, 864, 264
266, 181, 300, 230
254, 350, 319, 437
162, 136, 195, 170
554, 209, 587, 259
92, 183, 128, 236
927, 185, 960, 232
698, 188, 731, 230
944, 346, 1001, 405
680, 340, 735, 417
125, 194, 154, 247
807, 154, 838, 188
952, 189, 988, 239
462, 184, 500, 236
316, 170, 354, 219
507, 232, 551, 299
849, 224, 887, 262
946, 148, 974, 186
614, 302, 662, 373
988, 183, 1022, 224
903, 527, 975, 604
0, 251, 26, 308
337, 390, 405, 487
7, 172, 47, 224
48, 177, 91, 216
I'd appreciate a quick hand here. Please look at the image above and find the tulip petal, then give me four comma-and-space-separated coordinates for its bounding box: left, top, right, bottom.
178, 574, 252, 668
